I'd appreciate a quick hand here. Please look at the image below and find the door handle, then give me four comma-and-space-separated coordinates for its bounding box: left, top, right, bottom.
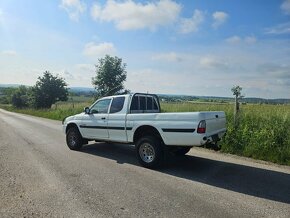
101, 117, 106, 120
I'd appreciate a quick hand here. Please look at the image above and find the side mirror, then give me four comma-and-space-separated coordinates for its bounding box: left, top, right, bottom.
84, 107, 90, 114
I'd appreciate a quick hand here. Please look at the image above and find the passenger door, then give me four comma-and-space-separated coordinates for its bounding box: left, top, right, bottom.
80, 98, 111, 139
107, 96, 127, 142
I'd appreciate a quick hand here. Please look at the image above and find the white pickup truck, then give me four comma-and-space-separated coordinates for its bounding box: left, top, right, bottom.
63, 93, 226, 168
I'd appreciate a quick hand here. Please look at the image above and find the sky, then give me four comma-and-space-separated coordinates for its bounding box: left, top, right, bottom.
0, 0, 290, 98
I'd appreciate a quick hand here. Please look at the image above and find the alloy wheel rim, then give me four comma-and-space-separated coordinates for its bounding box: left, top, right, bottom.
139, 143, 155, 163
69, 133, 77, 147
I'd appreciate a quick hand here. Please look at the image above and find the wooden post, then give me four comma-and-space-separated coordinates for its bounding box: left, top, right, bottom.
232, 85, 243, 127
234, 94, 239, 126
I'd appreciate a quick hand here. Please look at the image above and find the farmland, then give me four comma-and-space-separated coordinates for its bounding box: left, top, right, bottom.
1, 97, 289, 166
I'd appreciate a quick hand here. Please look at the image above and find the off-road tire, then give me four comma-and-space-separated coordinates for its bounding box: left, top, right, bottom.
66, 127, 83, 151
136, 136, 164, 169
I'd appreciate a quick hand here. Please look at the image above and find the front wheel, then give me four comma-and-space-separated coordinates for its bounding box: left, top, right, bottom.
66, 127, 83, 151
136, 136, 164, 169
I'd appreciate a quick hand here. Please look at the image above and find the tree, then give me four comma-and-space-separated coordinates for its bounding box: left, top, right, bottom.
32, 71, 68, 108
0, 87, 13, 104
92, 55, 127, 97
11, 86, 31, 108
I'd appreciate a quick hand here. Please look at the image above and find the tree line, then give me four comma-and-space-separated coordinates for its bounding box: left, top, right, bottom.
8, 71, 68, 109
2, 55, 128, 109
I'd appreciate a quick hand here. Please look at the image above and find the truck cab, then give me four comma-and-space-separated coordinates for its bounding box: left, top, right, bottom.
76, 93, 160, 142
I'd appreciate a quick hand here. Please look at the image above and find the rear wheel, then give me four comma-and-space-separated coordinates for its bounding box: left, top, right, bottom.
136, 136, 164, 169
66, 127, 83, 151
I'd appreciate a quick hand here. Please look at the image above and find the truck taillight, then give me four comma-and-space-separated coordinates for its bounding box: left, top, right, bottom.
197, 120, 206, 134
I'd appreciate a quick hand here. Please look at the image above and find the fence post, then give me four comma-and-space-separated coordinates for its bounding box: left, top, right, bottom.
234, 94, 240, 126
232, 85, 243, 127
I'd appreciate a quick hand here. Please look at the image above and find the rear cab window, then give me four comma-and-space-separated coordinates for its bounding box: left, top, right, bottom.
130, 94, 160, 113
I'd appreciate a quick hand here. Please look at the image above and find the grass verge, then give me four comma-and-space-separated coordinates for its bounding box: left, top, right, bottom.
0, 103, 87, 121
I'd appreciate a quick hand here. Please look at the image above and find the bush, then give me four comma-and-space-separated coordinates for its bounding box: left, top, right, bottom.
11, 86, 31, 108
0, 96, 9, 104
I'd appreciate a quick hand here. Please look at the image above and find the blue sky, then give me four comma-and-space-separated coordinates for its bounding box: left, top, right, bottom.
0, 0, 289, 98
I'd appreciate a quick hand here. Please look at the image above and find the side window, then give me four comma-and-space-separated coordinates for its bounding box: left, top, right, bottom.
130, 95, 160, 113
90, 99, 111, 114
147, 97, 153, 110
153, 98, 158, 110
130, 96, 138, 110
110, 97, 125, 113
139, 96, 146, 110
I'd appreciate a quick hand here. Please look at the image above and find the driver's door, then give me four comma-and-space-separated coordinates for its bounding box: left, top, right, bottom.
80, 98, 111, 139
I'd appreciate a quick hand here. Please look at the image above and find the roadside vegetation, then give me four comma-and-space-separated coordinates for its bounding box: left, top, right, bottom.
1, 71, 69, 110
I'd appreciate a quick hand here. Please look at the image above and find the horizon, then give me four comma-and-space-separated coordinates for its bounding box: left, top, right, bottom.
0, 0, 290, 98
1, 83, 289, 100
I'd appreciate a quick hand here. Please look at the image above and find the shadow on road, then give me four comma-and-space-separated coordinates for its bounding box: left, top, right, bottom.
81, 143, 290, 204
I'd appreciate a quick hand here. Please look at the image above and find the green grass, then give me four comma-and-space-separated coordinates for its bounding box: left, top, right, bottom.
1, 101, 289, 165
162, 102, 290, 165
66, 96, 94, 103
0, 102, 89, 121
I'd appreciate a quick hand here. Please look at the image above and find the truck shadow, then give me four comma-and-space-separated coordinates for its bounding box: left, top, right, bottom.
81, 142, 290, 204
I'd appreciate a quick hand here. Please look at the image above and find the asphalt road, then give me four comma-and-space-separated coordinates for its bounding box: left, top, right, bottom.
0, 109, 290, 218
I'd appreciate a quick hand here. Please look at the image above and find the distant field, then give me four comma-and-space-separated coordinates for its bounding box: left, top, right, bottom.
0, 96, 94, 120
1, 100, 289, 166
65, 96, 94, 103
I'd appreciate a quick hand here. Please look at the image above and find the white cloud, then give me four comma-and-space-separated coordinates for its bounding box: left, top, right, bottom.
76, 63, 94, 72
257, 63, 290, 80
281, 0, 290, 15
225, 36, 241, 44
265, 22, 290, 34
244, 36, 257, 44
199, 56, 228, 69
59, 0, 86, 21
1, 50, 17, 56
90, 0, 181, 31
225, 36, 257, 44
63, 70, 74, 80
276, 79, 290, 86
212, 11, 228, 29
125, 68, 192, 94
152, 52, 183, 62
83, 42, 116, 58
179, 10, 204, 34
129, 42, 290, 97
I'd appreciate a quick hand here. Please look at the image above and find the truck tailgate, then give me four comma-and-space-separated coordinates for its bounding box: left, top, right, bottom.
201, 111, 226, 135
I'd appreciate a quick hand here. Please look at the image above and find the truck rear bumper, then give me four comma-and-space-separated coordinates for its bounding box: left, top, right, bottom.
202, 129, 226, 145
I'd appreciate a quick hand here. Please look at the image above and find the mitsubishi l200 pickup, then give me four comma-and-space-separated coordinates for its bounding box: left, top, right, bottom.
63, 93, 226, 168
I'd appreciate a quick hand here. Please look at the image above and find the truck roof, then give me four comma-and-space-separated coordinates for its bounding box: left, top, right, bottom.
101, 93, 159, 99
